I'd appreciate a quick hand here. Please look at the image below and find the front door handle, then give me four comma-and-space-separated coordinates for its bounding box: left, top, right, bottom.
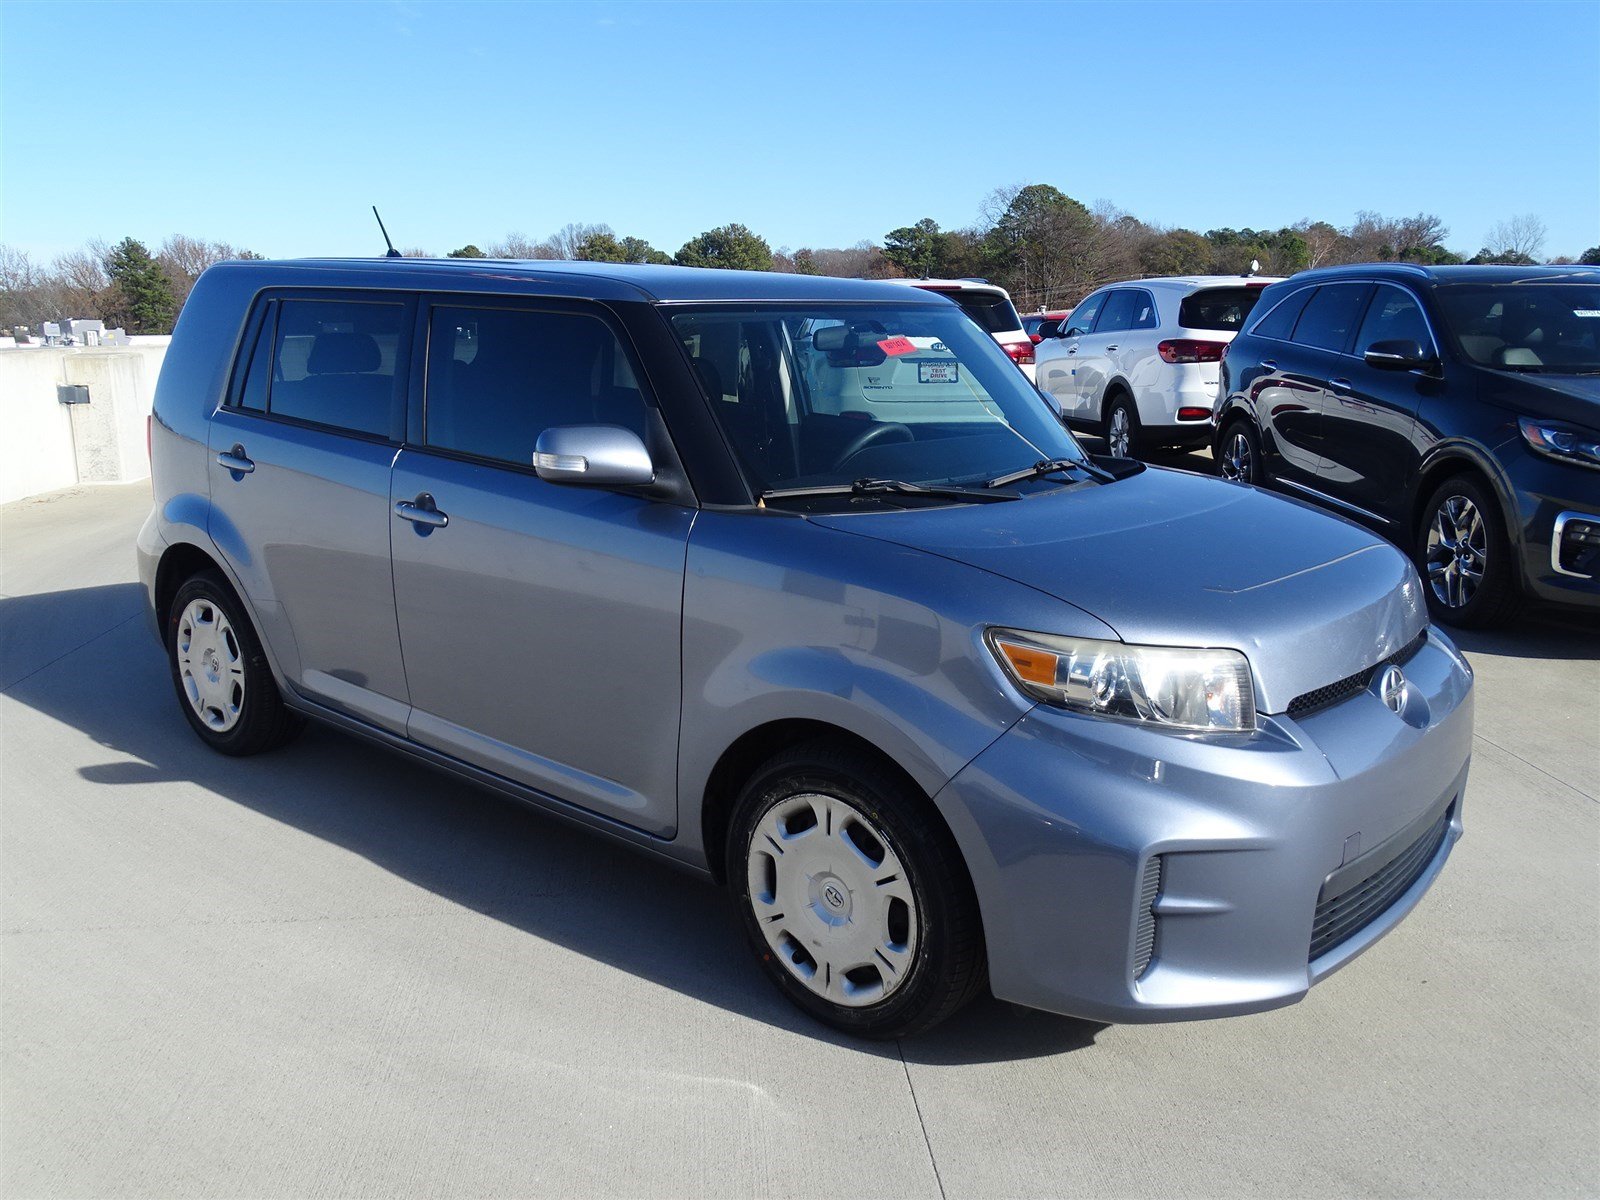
1105, 344, 1119, 351
216, 445, 254, 474
394, 493, 448, 528
1329, 377, 1353, 394
1066, 347, 1078, 355
1260, 359, 1278, 371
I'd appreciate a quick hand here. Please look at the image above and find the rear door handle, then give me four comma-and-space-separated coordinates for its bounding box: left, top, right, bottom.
394, 493, 448, 528
1260, 359, 1278, 371
216, 445, 254, 474
1066, 347, 1078, 355
1105, 344, 1119, 351
1329, 377, 1353, 393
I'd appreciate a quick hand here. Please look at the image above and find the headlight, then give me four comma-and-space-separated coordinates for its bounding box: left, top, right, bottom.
1519, 417, 1600, 472
987, 627, 1256, 733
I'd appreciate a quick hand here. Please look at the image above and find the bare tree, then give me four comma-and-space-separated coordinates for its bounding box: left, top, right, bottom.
539, 222, 612, 260
157, 235, 259, 306
486, 232, 548, 259
1293, 219, 1344, 268
1483, 214, 1547, 261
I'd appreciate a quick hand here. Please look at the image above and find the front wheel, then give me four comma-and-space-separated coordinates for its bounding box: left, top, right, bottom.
1417, 475, 1520, 628
728, 743, 986, 1039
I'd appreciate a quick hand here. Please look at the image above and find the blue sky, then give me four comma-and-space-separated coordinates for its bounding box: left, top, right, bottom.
3, 0, 1597, 261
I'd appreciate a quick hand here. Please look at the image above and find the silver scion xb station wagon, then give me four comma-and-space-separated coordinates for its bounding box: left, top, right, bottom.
139, 259, 1474, 1038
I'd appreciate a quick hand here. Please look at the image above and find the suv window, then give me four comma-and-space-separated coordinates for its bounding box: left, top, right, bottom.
1129, 290, 1159, 330
943, 290, 1024, 335
423, 306, 647, 466
1291, 284, 1371, 354
1180, 286, 1267, 332
1063, 292, 1105, 336
1250, 287, 1313, 341
1356, 285, 1433, 355
236, 304, 274, 412
265, 299, 406, 437
1094, 290, 1140, 334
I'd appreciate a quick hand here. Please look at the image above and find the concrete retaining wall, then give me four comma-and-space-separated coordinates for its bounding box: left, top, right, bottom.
0, 339, 170, 505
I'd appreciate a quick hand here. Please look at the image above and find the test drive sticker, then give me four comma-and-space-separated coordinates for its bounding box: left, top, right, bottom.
877, 337, 917, 356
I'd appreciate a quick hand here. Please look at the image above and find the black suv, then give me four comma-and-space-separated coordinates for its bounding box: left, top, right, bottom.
1214, 264, 1600, 627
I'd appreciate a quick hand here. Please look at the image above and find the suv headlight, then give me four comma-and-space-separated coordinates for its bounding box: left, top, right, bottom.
987, 628, 1256, 733
1519, 417, 1600, 472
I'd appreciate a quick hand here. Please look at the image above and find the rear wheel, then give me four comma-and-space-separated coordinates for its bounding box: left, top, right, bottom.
167, 571, 303, 755
1217, 419, 1261, 484
1103, 393, 1141, 459
1417, 474, 1520, 628
728, 742, 986, 1039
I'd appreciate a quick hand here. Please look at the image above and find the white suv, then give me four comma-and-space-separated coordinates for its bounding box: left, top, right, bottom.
1035, 276, 1282, 457
885, 278, 1036, 381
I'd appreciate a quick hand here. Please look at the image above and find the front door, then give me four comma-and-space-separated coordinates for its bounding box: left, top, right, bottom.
388, 299, 693, 836
1036, 290, 1107, 421
1316, 283, 1437, 528
206, 292, 415, 733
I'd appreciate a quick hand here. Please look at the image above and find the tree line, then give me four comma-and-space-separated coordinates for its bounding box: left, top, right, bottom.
3, 187, 1591, 335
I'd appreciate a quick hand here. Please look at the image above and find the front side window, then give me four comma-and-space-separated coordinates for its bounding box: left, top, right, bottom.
267, 299, 406, 436
423, 306, 647, 466
1435, 283, 1600, 372
670, 303, 1087, 499
1291, 284, 1372, 354
1356, 285, 1434, 355
1064, 292, 1106, 335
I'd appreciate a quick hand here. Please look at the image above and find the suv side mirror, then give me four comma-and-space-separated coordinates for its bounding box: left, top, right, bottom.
1364, 339, 1435, 372
534, 424, 655, 487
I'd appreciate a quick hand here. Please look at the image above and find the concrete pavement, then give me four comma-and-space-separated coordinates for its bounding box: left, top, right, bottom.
2, 482, 1596, 1198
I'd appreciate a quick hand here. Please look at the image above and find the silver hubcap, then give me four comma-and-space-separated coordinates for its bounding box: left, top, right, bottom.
1108, 407, 1132, 457
176, 598, 245, 731
1425, 495, 1487, 609
1221, 430, 1253, 481
746, 793, 919, 1007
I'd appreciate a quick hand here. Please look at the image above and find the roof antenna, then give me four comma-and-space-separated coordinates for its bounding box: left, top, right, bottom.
372, 206, 402, 258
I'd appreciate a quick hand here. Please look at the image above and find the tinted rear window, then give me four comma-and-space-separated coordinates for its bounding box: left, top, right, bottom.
939, 290, 1023, 335
1291, 284, 1372, 353
1178, 287, 1268, 332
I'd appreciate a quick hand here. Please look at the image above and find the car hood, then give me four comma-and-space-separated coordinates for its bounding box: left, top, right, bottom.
1481, 369, 1600, 426
808, 468, 1427, 714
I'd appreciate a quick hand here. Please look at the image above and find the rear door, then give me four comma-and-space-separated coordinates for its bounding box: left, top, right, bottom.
1316, 283, 1438, 527
206, 291, 414, 733
388, 297, 693, 836
1260, 282, 1373, 493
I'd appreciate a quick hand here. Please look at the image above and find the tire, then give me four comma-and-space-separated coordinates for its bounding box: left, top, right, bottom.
1416, 474, 1520, 628
166, 570, 304, 755
1217, 418, 1262, 484
1103, 392, 1141, 459
728, 741, 986, 1039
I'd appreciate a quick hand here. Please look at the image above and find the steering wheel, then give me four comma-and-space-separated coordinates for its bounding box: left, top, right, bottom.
831, 422, 914, 471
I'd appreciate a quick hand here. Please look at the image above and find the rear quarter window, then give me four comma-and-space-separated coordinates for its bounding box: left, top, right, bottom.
1248, 288, 1313, 341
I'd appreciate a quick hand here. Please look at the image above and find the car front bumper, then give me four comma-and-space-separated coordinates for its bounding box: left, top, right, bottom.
933, 628, 1473, 1022
1506, 449, 1600, 612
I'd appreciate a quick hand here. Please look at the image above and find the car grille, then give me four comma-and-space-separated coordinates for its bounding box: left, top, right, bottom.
1134, 855, 1163, 979
1286, 629, 1428, 720
1309, 804, 1451, 961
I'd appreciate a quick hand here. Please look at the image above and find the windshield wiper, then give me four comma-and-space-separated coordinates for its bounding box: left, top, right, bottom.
982, 457, 1114, 488
760, 477, 1019, 504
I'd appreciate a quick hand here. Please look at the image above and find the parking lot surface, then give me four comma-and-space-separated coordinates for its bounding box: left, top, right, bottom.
3, 480, 1596, 1199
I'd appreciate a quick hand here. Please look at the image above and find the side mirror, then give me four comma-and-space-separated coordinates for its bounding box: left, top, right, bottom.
1364, 339, 1435, 372
534, 424, 654, 487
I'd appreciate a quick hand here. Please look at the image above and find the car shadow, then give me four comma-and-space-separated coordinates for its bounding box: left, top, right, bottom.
1445, 608, 1600, 661
3, 583, 1104, 1065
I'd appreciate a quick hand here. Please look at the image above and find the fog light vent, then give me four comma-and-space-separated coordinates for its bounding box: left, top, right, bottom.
1553, 512, 1600, 579
1134, 855, 1163, 979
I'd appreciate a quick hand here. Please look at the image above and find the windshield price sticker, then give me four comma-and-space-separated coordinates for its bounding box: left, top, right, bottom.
918, 362, 959, 384
877, 337, 917, 356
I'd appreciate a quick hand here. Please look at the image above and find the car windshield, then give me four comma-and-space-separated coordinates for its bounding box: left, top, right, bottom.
1435, 282, 1600, 372
669, 303, 1088, 499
